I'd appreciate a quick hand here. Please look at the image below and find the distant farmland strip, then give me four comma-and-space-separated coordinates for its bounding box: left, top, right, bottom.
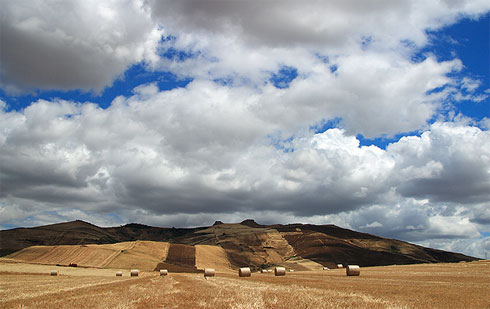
154, 244, 200, 273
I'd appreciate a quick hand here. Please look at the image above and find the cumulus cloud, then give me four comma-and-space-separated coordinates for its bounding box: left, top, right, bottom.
148, 0, 490, 81
1, 1, 489, 260
147, 0, 487, 137
1, 91, 489, 256
149, 0, 490, 50
418, 236, 490, 260
391, 123, 490, 204
0, 0, 161, 92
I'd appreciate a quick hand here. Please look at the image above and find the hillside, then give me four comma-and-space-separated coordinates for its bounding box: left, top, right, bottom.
5, 241, 170, 271
0, 219, 477, 270
0, 220, 201, 256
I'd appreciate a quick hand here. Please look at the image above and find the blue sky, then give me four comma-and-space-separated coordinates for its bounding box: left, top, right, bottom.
0, 0, 489, 259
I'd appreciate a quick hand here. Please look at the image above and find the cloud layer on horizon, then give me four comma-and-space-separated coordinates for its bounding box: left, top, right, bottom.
0, 0, 489, 258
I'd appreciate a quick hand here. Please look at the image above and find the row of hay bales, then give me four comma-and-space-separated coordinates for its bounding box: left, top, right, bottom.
49, 269, 167, 277
324, 264, 360, 276
126, 269, 168, 277
201, 267, 286, 278
235, 265, 359, 277
49, 265, 360, 277
117, 265, 360, 278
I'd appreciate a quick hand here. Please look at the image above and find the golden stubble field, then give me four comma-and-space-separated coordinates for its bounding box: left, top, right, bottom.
0, 260, 489, 309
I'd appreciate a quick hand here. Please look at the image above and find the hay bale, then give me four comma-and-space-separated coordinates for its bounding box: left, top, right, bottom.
160, 269, 168, 276
289, 269, 295, 272
116, 271, 123, 276
346, 265, 360, 276
204, 268, 215, 277
268, 269, 273, 273
261, 269, 268, 273
239, 267, 251, 277
50, 270, 58, 276
274, 267, 286, 276
130, 269, 139, 277
323, 267, 329, 270
337, 264, 343, 269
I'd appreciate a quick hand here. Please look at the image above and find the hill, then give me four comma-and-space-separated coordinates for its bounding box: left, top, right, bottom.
0, 220, 201, 257
0, 219, 477, 271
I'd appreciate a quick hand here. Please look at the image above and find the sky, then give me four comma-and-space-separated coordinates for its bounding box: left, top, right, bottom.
0, 0, 489, 258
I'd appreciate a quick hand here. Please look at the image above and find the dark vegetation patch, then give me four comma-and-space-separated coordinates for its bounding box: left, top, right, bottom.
154, 244, 200, 273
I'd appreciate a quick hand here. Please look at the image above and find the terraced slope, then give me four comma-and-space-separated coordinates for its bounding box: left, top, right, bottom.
6, 242, 131, 268
6, 241, 169, 271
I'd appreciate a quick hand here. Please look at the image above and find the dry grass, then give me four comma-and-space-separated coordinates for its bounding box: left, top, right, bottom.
1, 260, 489, 308
282, 255, 324, 271
195, 245, 233, 272
6, 242, 133, 268
6, 241, 170, 272
106, 241, 169, 271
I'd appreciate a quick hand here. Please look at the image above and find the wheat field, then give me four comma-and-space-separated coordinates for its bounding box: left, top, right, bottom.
5, 241, 170, 271
1, 259, 489, 308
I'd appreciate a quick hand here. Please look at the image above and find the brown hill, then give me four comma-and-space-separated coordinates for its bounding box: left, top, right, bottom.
0, 220, 202, 256
0, 220, 477, 271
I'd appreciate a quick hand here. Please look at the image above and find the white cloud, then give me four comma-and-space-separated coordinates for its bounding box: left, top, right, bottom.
148, 0, 490, 82
390, 123, 490, 204
417, 236, 490, 259
1, 0, 489, 260
0, 0, 161, 92
1, 91, 489, 258
149, 0, 490, 51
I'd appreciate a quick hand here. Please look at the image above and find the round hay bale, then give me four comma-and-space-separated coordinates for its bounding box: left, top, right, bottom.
323, 267, 329, 270
268, 269, 273, 273
261, 269, 268, 273
130, 269, 139, 277
160, 269, 168, 276
204, 268, 215, 277
116, 271, 123, 276
238, 267, 251, 277
274, 267, 286, 276
289, 269, 295, 272
50, 270, 58, 276
346, 265, 360, 276
337, 264, 343, 269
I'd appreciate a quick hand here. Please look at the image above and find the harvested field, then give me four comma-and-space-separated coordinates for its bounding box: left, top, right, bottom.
105, 241, 170, 271
5, 241, 170, 272
285, 256, 324, 270
5, 242, 133, 268
195, 245, 233, 272
1, 260, 489, 308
